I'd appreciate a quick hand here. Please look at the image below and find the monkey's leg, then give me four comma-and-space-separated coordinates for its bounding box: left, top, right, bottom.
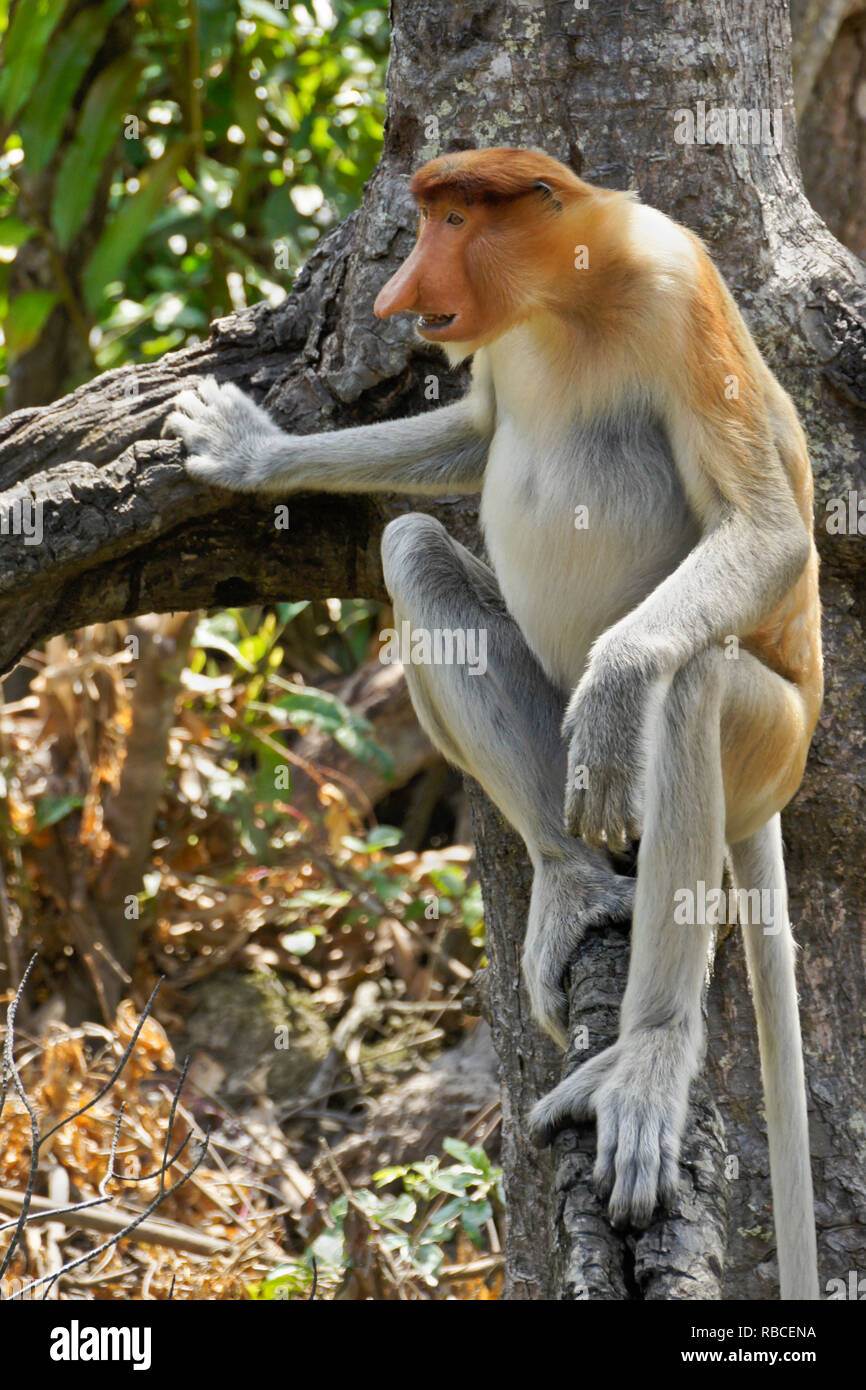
381, 512, 634, 1044
529, 648, 810, 1229
730, 816, 818, 1300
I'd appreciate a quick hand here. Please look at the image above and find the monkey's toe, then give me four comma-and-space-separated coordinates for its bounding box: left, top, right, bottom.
526, 1046, 619, 1148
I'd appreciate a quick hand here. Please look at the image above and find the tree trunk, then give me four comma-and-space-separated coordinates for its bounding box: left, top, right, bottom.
1, 0, 864, 1299
796, 5, 866, 259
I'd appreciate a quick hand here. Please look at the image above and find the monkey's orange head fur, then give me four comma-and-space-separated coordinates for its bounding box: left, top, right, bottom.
373, 147, 594, 351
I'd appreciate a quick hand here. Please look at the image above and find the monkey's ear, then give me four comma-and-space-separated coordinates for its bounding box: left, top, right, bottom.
533, 180, 563, 212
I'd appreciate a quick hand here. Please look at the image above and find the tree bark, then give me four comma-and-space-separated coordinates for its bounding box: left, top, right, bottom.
1, 0, 864, 1299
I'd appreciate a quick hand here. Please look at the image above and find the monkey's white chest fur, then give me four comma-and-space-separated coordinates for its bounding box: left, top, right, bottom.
480, 394, 699, 692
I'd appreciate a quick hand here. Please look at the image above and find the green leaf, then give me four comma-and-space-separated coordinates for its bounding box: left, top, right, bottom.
459, 1198, 493, 1247
0, 217, 35, 251
407, 1242, 443, 1280
442, 1137, 487, 1170
18, 0, 127, 172
363, 825, 402, 850
371, 1165, 410, 1186
340, 826, 402, 856
250, 1262, 311, 1300
4, 289, 60, 358
35, 794, 83, 829
429, 867, 466, 898
83, 141, 190, 309
274, 684, 355, 725
267, 683, 391, 773
461, 882, 484, 931
192, 616, 255, 671
252, 741, 286, 816
276, 601, 310, 624
0, 0, 68, 125
379, 1192, 416, 1223
51, 52, 146, 250
332, 722, 392, 773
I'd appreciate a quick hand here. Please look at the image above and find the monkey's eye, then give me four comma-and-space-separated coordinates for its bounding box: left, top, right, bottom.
445, 211, 465, 226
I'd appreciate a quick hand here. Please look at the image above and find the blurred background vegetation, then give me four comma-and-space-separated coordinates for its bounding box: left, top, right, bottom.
0, 0, 388, 405
0, 0, 500, 1302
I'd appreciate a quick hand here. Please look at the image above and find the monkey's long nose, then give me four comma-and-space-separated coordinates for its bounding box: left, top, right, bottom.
374, 254, 420, 318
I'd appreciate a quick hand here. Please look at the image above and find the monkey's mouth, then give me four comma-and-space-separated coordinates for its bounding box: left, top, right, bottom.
416, 312, 457, 332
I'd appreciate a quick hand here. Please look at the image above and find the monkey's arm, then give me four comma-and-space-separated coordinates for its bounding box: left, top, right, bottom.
165, 378, 490, 496
591, 493, 811, 680
565, 435, 812, 851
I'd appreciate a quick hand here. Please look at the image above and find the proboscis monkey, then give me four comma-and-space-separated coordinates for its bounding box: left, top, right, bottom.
167, 147, 823, 1300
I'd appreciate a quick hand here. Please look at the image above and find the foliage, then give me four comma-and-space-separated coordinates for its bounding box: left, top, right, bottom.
0, 0, 387, 397
250, 1140, 504, 1298
186, 604, 391, 860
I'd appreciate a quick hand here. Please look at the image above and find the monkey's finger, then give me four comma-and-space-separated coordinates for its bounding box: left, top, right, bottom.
164, 409, 199, 445
592, 1101, 619, 1200
608, 1113, 660, 1229
579, 813, 607, 852
196, 376, 227, 403
604, 821, 630, 856
527, 1081, 593, 1147
183, 454, 228, 484
171, 385, 211, 418
620, 1151, 660, 1230
657, 1132, 681, 1209
573, 786, 606, 848
598, 780, 633, 854
163, 391, 215, 445
197, 377, 249, 410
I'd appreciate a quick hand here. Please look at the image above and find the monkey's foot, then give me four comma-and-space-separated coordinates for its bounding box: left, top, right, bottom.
522, 863, 634, 1047
527, 1026, 697, 1227
165, 378, 287, 490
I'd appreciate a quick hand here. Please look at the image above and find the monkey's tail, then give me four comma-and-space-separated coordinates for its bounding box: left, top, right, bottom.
731, 815, 819, 1301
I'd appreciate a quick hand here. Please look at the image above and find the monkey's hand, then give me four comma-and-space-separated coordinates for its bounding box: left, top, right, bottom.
165, 378, 299, 491
563, 655, 653, 852
527, 1024, 698, 1227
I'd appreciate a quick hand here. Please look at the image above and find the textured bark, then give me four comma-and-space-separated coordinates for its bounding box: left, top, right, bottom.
1, 0, 865, 1299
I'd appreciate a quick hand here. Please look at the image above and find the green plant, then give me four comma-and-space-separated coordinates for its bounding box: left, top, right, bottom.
0, 0, 387, 397
250, 1139, 504, 1299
